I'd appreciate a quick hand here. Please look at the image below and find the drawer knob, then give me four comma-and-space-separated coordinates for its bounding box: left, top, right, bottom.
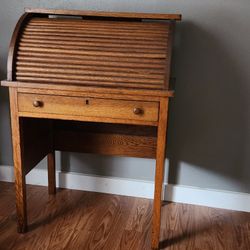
33, 100, 42, 107
133, 107, 143, 115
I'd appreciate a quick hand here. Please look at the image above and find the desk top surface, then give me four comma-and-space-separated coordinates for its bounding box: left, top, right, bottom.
25, 8, 182, 21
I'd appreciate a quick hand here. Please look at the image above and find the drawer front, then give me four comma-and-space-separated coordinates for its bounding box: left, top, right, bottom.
18, 93, 159, 122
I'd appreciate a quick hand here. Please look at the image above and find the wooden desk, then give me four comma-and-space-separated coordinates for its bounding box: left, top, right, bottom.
1, 8, 181, 249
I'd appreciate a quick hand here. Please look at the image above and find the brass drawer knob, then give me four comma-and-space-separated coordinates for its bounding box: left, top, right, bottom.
33, 100, 42, 107
133, 107, 143, 115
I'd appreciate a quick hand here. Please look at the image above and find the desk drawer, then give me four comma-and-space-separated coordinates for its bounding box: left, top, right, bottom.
17, 93, 159, 122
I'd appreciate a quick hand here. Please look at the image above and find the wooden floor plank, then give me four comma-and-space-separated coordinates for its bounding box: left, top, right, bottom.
0, 182, 249, 250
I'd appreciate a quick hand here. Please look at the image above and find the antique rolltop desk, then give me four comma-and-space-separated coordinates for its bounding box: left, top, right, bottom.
1, 8, 181, 249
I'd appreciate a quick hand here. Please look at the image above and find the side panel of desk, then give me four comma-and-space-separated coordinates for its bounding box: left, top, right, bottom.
9, 88, 54, 231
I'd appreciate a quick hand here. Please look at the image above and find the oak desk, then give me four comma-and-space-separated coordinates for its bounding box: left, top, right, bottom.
1, 8, 181, 249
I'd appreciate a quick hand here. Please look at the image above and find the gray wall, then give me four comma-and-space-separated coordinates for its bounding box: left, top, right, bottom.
0, 0, 249, 193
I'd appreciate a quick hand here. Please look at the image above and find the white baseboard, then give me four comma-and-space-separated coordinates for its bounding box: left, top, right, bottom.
0, 165, 250, 212
165, 184, 250, 212
0, 165, 155, 199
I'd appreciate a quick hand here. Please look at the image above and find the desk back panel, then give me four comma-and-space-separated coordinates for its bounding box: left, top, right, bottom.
54, 121, 157, 159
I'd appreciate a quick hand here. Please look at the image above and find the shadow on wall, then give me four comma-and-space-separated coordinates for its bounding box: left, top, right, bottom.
167, 21, 250, 192
60, 152, 116, 177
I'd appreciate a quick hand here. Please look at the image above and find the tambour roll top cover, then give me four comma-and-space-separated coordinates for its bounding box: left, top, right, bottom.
5, 8, 181, 95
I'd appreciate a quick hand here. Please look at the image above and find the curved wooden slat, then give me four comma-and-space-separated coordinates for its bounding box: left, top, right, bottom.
19, 37, 167, 50
22, 31, 166, 42
16, 72, 164, 85
16, 61, 165, 74
18, 47, 166, 59
27, 22, 168, 34
24, 27, 168, 39
16, 55, 165, 69
17, 51, 165, 64
19, 41, 166, 54
16, 66, 165, 80
21, 34, 167, 47
28, 20, 169, 32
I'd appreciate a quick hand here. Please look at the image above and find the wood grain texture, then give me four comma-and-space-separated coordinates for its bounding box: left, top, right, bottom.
18, 111, 159, 127
12, 14, 174, 90
0, 182, 249, 250
54, 123, 157, 158
24, 8, 182, 21
1, 81, 175, 98
47, 151, 56, 195
17, 87, 163, 101
8, 88, 27, 233
17, 93, 159, 123
47, 119, 56, 195
164, 23, 175, 87
152, 98, 169, 249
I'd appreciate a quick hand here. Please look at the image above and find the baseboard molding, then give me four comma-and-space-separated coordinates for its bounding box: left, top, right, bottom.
0, 165, 249, 212
165, 184, 250, 212
0, 165, 155, 199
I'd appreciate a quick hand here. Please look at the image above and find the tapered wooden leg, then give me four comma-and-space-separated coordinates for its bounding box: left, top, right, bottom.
9, 88, 27, 233
152, 98, 169, 249
48, 151, 56, 195
14, 170, 27, 233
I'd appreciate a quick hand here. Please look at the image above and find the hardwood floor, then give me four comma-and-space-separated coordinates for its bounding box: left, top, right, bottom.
0, 181, 249, 250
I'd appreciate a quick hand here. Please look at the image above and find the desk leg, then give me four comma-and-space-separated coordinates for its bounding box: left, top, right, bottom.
152, 98, 169, 250
9, 88, 27, 233
48, 151, 56, 195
